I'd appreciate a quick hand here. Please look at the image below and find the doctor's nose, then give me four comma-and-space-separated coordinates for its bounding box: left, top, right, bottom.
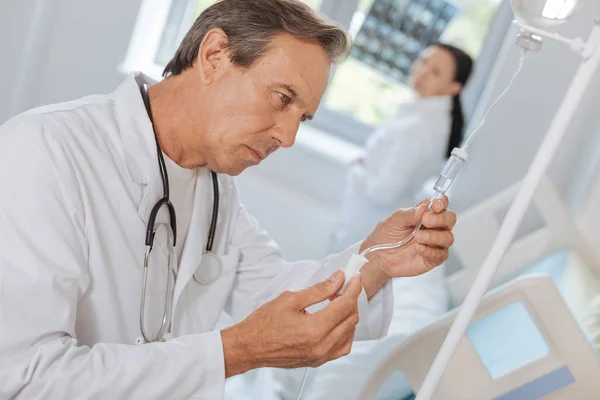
271, 117, 300, 148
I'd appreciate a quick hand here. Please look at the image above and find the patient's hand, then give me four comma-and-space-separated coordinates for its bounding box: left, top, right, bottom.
359, 196, 456, 298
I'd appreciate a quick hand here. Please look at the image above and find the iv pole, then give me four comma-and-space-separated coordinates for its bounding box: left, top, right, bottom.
415, 14, 600, 400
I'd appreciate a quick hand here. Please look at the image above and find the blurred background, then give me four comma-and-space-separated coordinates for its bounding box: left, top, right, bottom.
4, 1, 600, 398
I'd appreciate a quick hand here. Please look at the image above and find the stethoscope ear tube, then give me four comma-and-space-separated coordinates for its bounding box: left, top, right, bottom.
206, 170, 219, 252
195, 170, 221, 285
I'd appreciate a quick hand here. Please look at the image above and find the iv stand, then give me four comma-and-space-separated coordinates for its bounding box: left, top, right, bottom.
415, 18, 600, 400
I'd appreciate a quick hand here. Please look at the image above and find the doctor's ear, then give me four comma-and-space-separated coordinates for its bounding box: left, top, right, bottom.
197, 28, 232, 84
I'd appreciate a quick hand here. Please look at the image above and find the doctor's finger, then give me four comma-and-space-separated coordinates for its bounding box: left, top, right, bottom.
428, 195, 449, 213
314, 276, 361, 328
340, 273, 363, 300
332, 337, 355, 361
415, 195, 448, 210
422, 209, 456, 230
415, 196, 432, 207
325, 321, 358, 362
415, 230, 454, 249
416, 244, 449, 266
390, 204, 426, 230
291, 270, 345, 311
312, 312, 358, 365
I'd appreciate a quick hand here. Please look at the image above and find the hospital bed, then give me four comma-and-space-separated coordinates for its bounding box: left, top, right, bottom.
357, 177, 600, 399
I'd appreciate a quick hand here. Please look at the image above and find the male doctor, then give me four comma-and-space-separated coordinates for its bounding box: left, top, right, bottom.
0, 0, 456, 398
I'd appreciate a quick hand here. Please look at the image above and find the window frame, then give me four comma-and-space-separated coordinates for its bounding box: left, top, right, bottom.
120, 0, 175, 80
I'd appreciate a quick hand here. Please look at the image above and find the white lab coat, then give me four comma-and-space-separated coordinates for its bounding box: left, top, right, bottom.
0, 72, 393, 399
329, 96, 451, 254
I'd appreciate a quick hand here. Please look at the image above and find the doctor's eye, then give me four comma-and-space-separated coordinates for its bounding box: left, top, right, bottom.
277, 92, 291, 106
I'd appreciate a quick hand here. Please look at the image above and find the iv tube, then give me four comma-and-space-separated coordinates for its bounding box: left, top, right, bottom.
462, 49, 527, 149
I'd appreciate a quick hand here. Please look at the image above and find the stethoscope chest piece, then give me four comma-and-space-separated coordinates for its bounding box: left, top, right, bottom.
194, 252, 222, 284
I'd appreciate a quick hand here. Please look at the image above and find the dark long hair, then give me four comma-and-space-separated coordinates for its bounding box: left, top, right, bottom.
434, 43, 474, 158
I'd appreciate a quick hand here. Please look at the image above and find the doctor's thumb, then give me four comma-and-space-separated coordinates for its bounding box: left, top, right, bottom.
293, 270, 345, 310
413, 204, 428, 221
392, 204, 426, 228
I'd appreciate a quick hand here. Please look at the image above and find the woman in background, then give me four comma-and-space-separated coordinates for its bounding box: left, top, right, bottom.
328, 43, 474, 254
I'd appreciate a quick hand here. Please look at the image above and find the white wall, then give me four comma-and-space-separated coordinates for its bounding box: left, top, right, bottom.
2, 0, 600, 264
0, 0, 44, 121
0, 0, 144, 122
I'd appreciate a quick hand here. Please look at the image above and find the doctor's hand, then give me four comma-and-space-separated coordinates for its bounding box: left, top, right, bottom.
220, 270, 362, 378
359, 196, 456, 299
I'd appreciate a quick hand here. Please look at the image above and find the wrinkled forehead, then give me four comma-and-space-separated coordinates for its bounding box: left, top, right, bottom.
250, 33, 331, 108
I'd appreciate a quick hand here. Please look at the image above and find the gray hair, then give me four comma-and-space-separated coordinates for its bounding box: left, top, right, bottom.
163, 0, 352, 76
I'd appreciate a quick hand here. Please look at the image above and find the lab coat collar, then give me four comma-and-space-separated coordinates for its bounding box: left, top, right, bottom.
171, 170, 209, 315
113, 71, 159, 186
113, 72, 173, 265
113, 72, 172, 232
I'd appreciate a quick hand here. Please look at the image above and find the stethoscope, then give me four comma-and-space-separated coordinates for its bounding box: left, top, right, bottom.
139, 83, 222, 343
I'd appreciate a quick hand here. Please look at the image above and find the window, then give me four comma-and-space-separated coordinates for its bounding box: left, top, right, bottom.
123, 0, 506, 144
322, 0, 502, 131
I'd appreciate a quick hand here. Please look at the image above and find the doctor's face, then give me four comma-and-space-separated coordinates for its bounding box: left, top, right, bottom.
195, 32, 331, 176
409, 46, 461, 99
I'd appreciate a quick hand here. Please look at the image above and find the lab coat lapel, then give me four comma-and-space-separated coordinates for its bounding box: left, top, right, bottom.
113, 72, 171, 260
171, 171, 212, 313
